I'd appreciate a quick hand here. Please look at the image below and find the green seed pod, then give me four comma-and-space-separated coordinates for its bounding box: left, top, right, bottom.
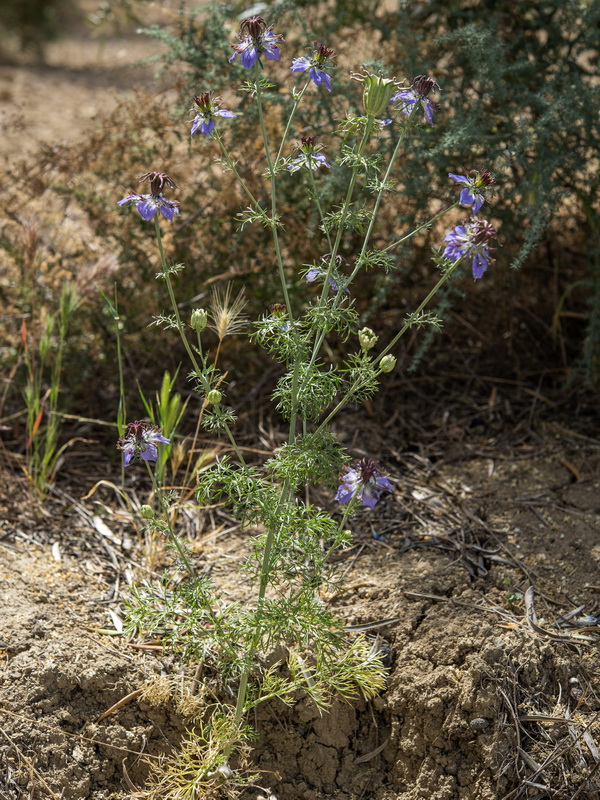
352, 72, 399, 118
380, 354, 397, 373
207, 389, 222, 406
140, 504, 155, 520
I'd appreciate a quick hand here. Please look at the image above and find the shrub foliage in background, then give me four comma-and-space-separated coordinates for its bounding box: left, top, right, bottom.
1, 0, 598, 444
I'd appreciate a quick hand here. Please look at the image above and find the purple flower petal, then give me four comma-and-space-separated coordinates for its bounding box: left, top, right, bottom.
137, 199, 158, 220
200, 117, 216, 136
472, 195, 484, 214
459, 187, 475, 206
141, 443, 158, 462
240, 46, 259, 68
290, 57, 311, 73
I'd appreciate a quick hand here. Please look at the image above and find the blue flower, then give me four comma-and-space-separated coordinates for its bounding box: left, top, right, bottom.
117, 420, 170, 466
290, 43, 335, 91
287, 136, 332, 173
190, 92, 236, 137
305, 268, 347, 293
448, 169, 496, 214
391, 75, 440, 125
229, 16, 283, 69
335, 458, 393, 509
117, 171, 180, 221
443, 217, 497, 278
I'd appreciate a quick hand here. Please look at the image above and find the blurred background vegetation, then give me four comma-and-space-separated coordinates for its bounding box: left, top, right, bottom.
1, 0, 598, 479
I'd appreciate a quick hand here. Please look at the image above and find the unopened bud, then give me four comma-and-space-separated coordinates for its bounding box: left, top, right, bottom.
191, 308, 207, 332
140, 504, 155, 520
358, 327, 378, 350
207, 389, 222, 405
380, 355, 397, 373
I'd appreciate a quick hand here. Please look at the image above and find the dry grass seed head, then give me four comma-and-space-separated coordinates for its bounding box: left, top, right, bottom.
208, 284, 248, 341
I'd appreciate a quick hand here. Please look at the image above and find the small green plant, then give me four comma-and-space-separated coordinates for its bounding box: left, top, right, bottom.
503, 577, 523, 611
138, 368, 188, 485
21, 282, 79, 497
115, 18, 501, 796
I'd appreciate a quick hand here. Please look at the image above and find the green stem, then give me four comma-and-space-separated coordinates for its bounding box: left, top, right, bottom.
153, 218, 202, 376
382, 202, 460, 254
274, 80, 311, 168
308, 168, 333, 252
316, 255, 467, 432
222, 420, 247, 466
146, 461, 196, 579
254, 69, 293, 320
214, 131, 261, 209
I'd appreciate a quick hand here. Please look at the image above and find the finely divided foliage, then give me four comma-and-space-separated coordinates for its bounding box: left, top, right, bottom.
116, 15, 500, 793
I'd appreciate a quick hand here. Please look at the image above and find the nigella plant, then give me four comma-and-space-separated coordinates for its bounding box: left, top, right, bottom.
116, 20, 505, 792
229, 16, 284, 68
190, 92, 236, 137
117, 171, 180, 221
287, 136, 332, 173
449, 169, 496, 214
117, 419, 170, 466
444, 217, 498, 278
391, 74, 441, 125
290, 43, 336, 91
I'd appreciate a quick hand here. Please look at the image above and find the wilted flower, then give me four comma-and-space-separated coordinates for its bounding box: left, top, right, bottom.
449, 169, 496, 214
287, 136, 332, 173
117, 171, 180, 222
335, 458, 393, 509
391, 75, 440, 125
190, 92, 236, 137
290, 43, 335, 91
229, 16, 284, 69
117, 420, 170, 466
443, 217, 498, 278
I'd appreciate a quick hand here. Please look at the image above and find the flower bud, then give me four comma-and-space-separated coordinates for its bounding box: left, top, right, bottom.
207, 389, 222, 405
191, 308, 207, 332
140, 504, 155, 520
379, 355, 397, 373
358, 327, 378, 350
352, 72, 400, 118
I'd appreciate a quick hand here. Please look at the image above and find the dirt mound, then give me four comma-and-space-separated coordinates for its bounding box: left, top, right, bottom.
3, 431, 600, 799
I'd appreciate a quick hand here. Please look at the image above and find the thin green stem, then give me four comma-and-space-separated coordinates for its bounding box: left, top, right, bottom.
308, 168, 333, 252
146, 461, 196, 580
254, 72, 294, 319
229, 484, 290, 743
153, 218, 202, 376
214, 131, 261, 209
316, 255, 466, 432
222, 420, 247, 466
382, 202, 460, 254
274, 80, 311, 168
